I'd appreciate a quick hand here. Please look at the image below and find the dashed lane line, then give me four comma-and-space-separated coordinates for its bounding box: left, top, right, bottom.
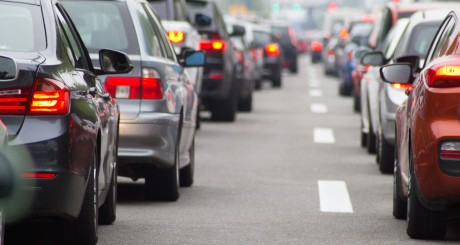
309, 89, 323, 97
318, 180, 354, 213
310, 103, 328, 114
313, 128, 335, 144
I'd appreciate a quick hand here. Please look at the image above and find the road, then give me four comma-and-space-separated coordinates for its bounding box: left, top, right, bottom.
7, 55, 460, 244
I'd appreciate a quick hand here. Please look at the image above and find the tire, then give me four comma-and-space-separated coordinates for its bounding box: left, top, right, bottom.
406, 162, 446, 239
289, 59, 298, 74
353, 94, 361, 113
238, 92, 252, 112
378, 127, 395, 174
180, 138, 195, 187
196, 100, 201, 130
98, 164, 117, 225
338, 83, 346, 96
254, 79, 262, 91
0, 209, 4, 245
360, 120, 367, 148
393, 145, 407, 219
367, 112, 377, 154
69, 149, 98, 245
145, 135, 180, 201
210, 85, 237, 122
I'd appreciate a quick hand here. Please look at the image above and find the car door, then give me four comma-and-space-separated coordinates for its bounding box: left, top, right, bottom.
55, 3, 117, 194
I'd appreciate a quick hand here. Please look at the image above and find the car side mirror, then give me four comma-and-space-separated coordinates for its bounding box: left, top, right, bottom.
0, 56, 17, 81
361, 51, 386, 66
180, 50, 206, 67
230, 24, 245, 37
98, 49, 133, 75
195, 13, 211, 27
395, 55, 420, 73
380, 63, 413, 84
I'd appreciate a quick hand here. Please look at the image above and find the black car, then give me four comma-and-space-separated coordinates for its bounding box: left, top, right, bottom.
270, 22, 299, 74
186, 0, 244, 122
0, 0, 132, 244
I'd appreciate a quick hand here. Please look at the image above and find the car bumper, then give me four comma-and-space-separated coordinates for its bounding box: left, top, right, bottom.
118, 112, 180, 172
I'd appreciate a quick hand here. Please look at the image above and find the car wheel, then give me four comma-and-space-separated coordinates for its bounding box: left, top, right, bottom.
338, 82, 346, 96
353, 94, 360, 113
254, 79, 262, 90
180, 138, 195, 187
0, 209, 4, 245
145, 139, 180, 201
378, 127, 395, 174
238, 92, 252, 112
69, 149, 98, 245
393, 144, 407, 219
367, 111, 376, 154
210, 84, 237, 122
98, 164, 117, 225
406, 155, 446, 239
289, 59, 298, 74
360, 120, 367, 148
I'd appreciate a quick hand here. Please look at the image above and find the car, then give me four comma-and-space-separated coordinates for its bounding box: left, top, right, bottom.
148, 0, 205, 128
64, 0, 205, 202
270, 22, 299, 74
0, 0, 132, 243
361, 10, 447, 174
359, 2, 450, 154
186, 0, 244, 122
351, 47, 372, 113
381, 10, 460, 239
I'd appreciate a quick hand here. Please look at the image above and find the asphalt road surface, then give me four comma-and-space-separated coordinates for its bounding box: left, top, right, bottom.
7, 55, 460, 244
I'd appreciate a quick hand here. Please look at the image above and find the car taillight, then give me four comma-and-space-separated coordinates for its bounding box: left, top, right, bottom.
265, 43, 280, 57
29, 78, 70, 115
236, 50, 244, 64
348, 52, 353, 61
22, 172, 57, 179
200, 40, 226, 51
310, 41, 323, 52
391, 83, 412, 90
141, 68, 163, 100
427, 65, 460, 88
168, 31, 186, 44
328, 50, 334, 57
105, 68, 163, 100
440, 142, 460, 160
0, 87, 31, 115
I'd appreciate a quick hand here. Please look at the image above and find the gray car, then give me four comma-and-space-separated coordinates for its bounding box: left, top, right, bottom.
64, 0, 205, 201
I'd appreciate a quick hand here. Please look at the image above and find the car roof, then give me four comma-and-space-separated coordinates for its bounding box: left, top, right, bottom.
4, 0, 39, 4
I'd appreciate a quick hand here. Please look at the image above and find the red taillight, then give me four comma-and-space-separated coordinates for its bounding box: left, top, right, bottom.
236, 50, 244, 64
141, 68, 163, 99
209, 73, 223, 80
168, 31, 186, 43
104, 77, 141, 99
310, 41, 323, 52
104, 68, 163, 100
265, 43, 280, 57
200, 40, 226, 51
22, 172, 57, 179
427, 65, 460, 88
348, 52, 353, 61
29, 78, 70, 115
328, 50, 335, 57
0, 88, 30, 115
391, 83, 412, 90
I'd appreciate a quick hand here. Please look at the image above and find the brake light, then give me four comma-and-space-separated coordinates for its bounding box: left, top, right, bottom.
141, 68, 163, 99
200, 40, 226, 51
22, 172, 57, 179
310, 41, 323, 52
265, 43, 280, 57
427, 65, 460, 87
440, 142, 460, 160
29, 78, 70, 115
328, 50, 334, 57
391, 83, 412, 90
348, 52, 353, 61
168, 31, 186, 43
0, 88, 30, 115
104, 77, 141, 99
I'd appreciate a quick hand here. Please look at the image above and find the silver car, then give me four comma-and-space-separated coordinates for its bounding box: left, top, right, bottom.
64, 0, 205, 201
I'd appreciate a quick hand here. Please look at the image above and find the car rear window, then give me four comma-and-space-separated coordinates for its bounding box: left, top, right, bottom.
0, 2, 46, 52
150, 1, 168, 20
252, 31, 271, 47
63, 1, 140, 54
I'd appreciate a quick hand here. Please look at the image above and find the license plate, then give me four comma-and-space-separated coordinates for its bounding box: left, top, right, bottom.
116, 86, 130, 99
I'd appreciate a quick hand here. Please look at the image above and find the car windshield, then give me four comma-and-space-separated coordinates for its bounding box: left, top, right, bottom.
0, 2, 46, 52
63, 1, 139, 54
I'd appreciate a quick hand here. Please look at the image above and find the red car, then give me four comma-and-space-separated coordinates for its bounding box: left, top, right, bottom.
381, 10, 460, 239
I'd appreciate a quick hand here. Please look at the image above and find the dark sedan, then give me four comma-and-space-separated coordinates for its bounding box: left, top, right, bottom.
0, 0, 132, 244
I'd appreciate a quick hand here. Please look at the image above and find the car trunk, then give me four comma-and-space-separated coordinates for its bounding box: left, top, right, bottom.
0, 53, 45, 136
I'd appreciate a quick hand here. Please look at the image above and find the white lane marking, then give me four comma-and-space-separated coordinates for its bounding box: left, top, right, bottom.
310, 103, 328, 113
318, 180, 354, 213
313, 128, 335, 144
309, 89, 323, 97
309, 81, 321, 88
